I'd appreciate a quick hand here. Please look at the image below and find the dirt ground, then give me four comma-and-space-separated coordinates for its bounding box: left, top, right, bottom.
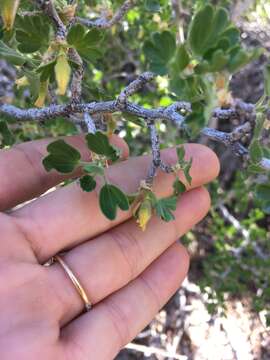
117, 277, 270, 360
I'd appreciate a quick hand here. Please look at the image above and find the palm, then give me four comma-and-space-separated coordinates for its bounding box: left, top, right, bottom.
0, 135, 219, 359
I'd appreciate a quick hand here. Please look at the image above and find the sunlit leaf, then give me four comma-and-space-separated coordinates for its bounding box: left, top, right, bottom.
99, 184, 129, 220
43, 139, 81, 173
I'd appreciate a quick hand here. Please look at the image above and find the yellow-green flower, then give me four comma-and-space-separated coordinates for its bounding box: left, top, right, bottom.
55, 52, 71, 96
137, 198, 152, 231
0, 0, 20, 31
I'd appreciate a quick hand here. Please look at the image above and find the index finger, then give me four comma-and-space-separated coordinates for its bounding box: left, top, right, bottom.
0, 134, 129, 211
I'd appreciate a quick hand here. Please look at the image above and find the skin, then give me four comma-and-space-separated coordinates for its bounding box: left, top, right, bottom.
0, 134, 219, 360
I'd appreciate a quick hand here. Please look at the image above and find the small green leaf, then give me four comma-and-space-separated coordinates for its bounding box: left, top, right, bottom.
80, 175, 96, 192
153, 31, 176, 62
145, 0, 160, 12
0, 40, 26, 66
194, 61, 210, 74
188, 6, 234, 57
99, 184, 129, 220
221, 27, 240, 47
264, 63, 270, 97
227, 47, 262, 74
0, 121, 15, 147
173, 178, 186, 196
262, 202, 270, 214
43, 139, 81, 173
249, 140, 263, 163
247, 163, 265, 174
227, 48, 249, 73
188, 4, 214, 55
83, 163, 104, 176
143, 31, 176, 75
36, 59, 56, 82
176, 146, 193, 185
183, 159, 193, 185
67, 24, 104, 62
84, 29, 103, 46
171, 44, 190, 75
176, 146, 185, 164
170, 74, 205, 102
253, 113, 265, 139
67, 23, 85, 45
205, 7, 229, 48
207, 49, 229, 72
255, 184, 270, 202
86, 131, 119, 161
155, 196, 177, 222
16, 15, 50, 53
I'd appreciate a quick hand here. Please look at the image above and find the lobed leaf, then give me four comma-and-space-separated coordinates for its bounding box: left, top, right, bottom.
80, 175, 96, 192
99, 184, 129, 220
255, 184, 270, 202
188, 4, 215, 56
249, 140, 263, 164
43, 139, 81, 173
86, 131, 119, 161
144, 0, 160, 12
155, 196, 177, 222
143, 30, 176, 75
171, 44, 190, 75
0, 40, 26, 66
0, 121, 15, 147
173, 178, 186, 196
15, 14, 50, 53
264, 63, 270, 97
67, 23, 104, 62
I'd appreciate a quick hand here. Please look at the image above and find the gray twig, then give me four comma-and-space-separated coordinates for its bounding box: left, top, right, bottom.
36, 0, 66, 39
68, 48, 84, 103
146, 122, 161, 186
117, 72, 155, 109
1, 57, 269, 172
201, 127, 270, 170
76, 0, 135, 29
0, 101, 188, 126
219, 205, 269, 261
84, 113, 96, 134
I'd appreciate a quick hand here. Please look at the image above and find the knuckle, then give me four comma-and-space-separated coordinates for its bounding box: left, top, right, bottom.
103, 298, 130, 348
108, 227, 143, 280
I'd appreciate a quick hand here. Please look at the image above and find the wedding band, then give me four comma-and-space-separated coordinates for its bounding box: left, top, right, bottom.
52, 255, 92, 311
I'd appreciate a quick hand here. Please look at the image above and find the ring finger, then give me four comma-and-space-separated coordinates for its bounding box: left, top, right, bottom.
47, 186, 210, 326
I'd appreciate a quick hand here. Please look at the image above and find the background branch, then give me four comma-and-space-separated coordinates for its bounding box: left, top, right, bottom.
36, 0, 66, 39
68, 48, 84, 103
76, 0, 135, 29
1, 46, 269, 171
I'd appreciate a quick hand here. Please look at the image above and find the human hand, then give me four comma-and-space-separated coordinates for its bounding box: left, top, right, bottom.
0, 135, 219, 359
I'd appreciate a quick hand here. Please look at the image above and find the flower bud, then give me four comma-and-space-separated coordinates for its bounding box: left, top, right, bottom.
35, 81, 48, 108
15, 76, 29, 88
55, 53, 71, 96
136, 198, 152, 231
59, 4, 77, 23
0, 0, 20, 31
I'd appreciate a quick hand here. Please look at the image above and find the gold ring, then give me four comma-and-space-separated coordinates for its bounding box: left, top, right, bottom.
52, 255, 92, 312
